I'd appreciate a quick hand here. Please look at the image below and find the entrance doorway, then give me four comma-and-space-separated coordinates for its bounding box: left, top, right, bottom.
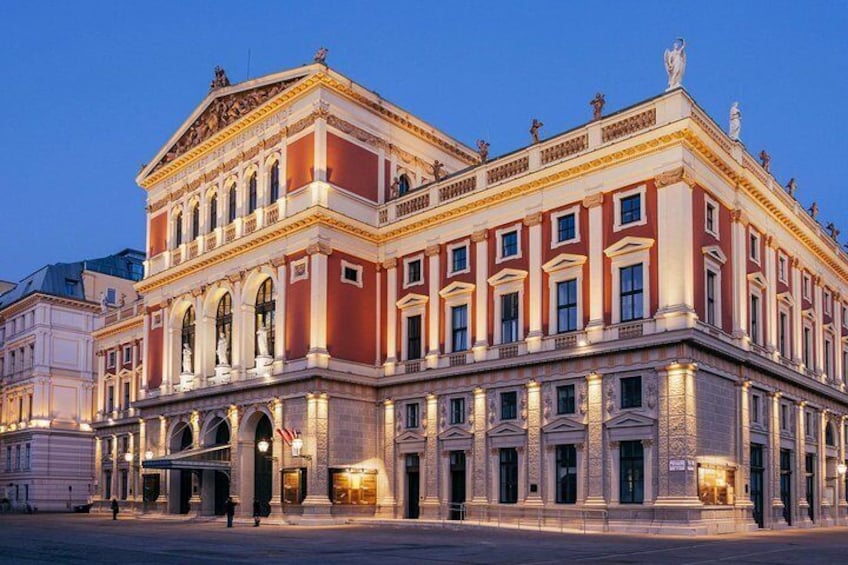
750, 444, 764, 528
405, 454, 420, 519
449, 451, 466, 520
177, 425, 193, 514
211, 418, 231, 515
254, 415, 273, 517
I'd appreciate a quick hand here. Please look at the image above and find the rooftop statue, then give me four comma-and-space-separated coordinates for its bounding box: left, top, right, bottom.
476, 139, 490, 162
826, 223, 840, 240
728, 102, 741, 140
759, 150, 771, 173
786, 178, 797, 197
530, 119, 544, 144
664, 38, 686, 90
210, 66, 231, 90
432, 160, 444, 181
809, 202, 819, 219
590, 92, 605, 121
314, 47, 329, 65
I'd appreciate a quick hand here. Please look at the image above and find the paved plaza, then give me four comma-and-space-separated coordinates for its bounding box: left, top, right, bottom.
0, 514, 847, 564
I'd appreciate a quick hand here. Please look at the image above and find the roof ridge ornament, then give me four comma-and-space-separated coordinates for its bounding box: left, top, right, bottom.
664, 37, 686, 90
313, 47, 328, 65
210, 66, 231, 90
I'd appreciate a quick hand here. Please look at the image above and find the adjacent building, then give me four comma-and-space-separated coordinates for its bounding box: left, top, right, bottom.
104, 60, 848, 534
0, 250, 144, 510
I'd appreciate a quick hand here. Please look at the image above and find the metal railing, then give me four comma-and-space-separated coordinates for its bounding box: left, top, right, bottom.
435, 502, 609, 533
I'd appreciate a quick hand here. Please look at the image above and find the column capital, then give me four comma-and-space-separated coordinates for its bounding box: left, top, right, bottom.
730, 208, 748, 225
270, 256, 286, 268
306, 241, 332, 256
736, 379, 752, 389
796, 399, 807, 408
471, 229, 488, 242
425, 245, 440, 257
654, 166, 695, 189
585, 371, 602, 383
581, 193, 604, 209
522, 212, 543, 227
382, 257, 397, 270
768, 390, 782, 400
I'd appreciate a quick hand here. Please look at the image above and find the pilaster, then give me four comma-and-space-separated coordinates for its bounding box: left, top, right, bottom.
472, 230, 489, 361
384, 258, 398, 374
426, 246, 441, 368
379, 399, 397, 516
273, 258, 287, 371
525, 213, 544, 352
736, 381, 754, 512
795, 401, 811, 525
270, 398, 283, 516
814, 280, 824, 376
307, 241, 331, 368
765, 237, 778, 353
730, 209, 749, 343
525, 380, 543, 505
791, 259, 803, 364
470, 387, 488, 505
420, 393, 439, 518
584, 372, 605, 506
583, 194, 604, 342
302, 392, 331, 514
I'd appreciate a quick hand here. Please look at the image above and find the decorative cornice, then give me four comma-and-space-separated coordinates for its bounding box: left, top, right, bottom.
91, 316, 144, 341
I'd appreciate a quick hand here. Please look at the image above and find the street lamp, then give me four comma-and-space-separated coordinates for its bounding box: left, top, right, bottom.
257, 439, 270, 454
838, 462, 847, 476
291, 437, 307, 459
124, 452, 133, 464
144, 450, 154, 461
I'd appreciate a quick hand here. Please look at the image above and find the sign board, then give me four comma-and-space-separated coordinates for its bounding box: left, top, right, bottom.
669, 459, 695, 472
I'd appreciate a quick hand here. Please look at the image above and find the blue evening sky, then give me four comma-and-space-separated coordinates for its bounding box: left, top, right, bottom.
1, 1, 846, 282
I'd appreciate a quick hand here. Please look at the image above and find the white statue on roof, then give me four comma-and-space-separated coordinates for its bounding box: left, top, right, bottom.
729, 102, 741, 140
99, 291, 108, 312
664, 38, 686, 90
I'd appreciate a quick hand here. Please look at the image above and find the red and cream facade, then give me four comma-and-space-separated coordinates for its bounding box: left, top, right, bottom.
129, 62, 848, 533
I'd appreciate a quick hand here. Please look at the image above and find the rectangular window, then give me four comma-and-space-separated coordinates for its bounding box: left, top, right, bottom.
555, 444, 577, 504
706, 270, 717, 326
104, 470, 112, 500
4, 447, 10, 472
621, 376, 642, 409
556, 384, 575, 415
619, 441, 644, 504
405, 403, 419, 429
122, 381, 130, 410
803, 275, 811, 300
449, 397, 465, 426
705, 202, 716, 235
406, 259, 422, 285
752, 394, 761, 424
501, 231, 518, 258
750, 295, 760, 344
107, 350, 116, 368
825, 339, 833, 376
620, 194, 641, 225
14, 446, 20, 470
451, 246, 467, 273
106, 385, 115, 413
499, 448, 519, 504
620, 264, 644, 322
120, 469, 129, 500
825, 291, 832, 315
406, 315, 422, 360
749, 232, 760, 262
557, 213, 576, 243
780, 404, 788, 431
122, 346, 132, 364
500, 391, 518, 420
343, 266, 360, 284
805, 411, 813, 438
778, 312, 788, 357
451, 305, 468, 352
698, 465, 735, 505
556, 279, 578, 333
803, 326, 812, 368
24, 444, 30, 470
500, 292, 519, 343
805, 454, 815, 522
778, 254, 787, 282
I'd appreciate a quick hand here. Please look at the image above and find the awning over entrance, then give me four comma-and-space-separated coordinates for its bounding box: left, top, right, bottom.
142, 445, 231, 473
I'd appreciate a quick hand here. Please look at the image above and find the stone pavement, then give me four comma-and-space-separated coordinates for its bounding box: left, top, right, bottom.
1, 513, 847, 564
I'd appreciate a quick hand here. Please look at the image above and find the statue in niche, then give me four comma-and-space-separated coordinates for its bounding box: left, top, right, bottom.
181, 343, 193, 374
590, 92, 605, 120
476, 139, 490, 162
529, 118, 544, 144
664, 37, 686, 90
256, 322, 270, 357
216, 332, 229, 366
728, 102, 741, 140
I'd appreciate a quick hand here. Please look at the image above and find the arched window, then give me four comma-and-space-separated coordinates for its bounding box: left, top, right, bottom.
215, 294, 232, 365
209, 194, 218, 231
826, 423, 836, 447
255, 279, 275, 357
248, 173, 258, 214
191, 203, 200, 240
227, 184, 237, 224
269, 161, 280, 203
181, 307, 195, 372
174, 211, 183, 247
398, 174, 411, 196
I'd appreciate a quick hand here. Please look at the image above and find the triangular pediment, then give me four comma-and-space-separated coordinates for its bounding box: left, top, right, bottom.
438, 426, 474, 441
747, 272, 767, 289
396, 293, 429, 310
487, 268, 529, 287
141, 68, 311, 180
542, 416, 586, 434
604, 236, 655, 258
778, 291, 795, 306
701, 245, 727, 265
542, 253, 587, 273
396, 430, 425, 443
439, 281, 475, 299
606, 411, 655, 429
802, 308, 815, 320
487, 422, 526, 437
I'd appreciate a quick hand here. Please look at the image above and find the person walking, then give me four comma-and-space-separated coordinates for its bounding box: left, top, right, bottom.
110, 498, 119, 521
224, 497, 236, 528
252, 498, 261, 527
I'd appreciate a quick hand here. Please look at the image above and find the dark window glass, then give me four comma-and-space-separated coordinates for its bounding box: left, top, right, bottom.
805, 454, 815, 522
501, 292, 519, 343
407, 315, 422, 360
501, 231, 518, 258
450, 397, 465, 425
780, 449, 792, 525
500, 391, 517, 420
557, 279, 578, 333
620, 194, 641, 225
556, 384, 575, 415
228, 185, 237, 223
407, 260, 422, 284
398, 174, 410, 196
826, 424, 835, 447
191, 205, 200, 240
620, 264, 644, 322
451, 246, 467, 273
405, 403, 419, 428
104, 470, 112, 500
269, 162, 280, 203
106, 385, 114, 413
750, 295, 760, 344
499, 448, 518, 503
122, 381, 130, 410
706, 270, 717, 326
343, 266, 359, 283
451, 305, 468, 352
557, 213, 576, 242
621, 376, 642, 409
174, 212, 183, 246
778, 312, 788, 357
255, 279, 275, 358
248, 173, 258, 213
706, 203, 715, 233
209, 195, 218, 231
556, 444, 577, 504
620, 440, 644, 504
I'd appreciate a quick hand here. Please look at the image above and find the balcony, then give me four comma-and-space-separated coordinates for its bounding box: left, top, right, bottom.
99, 300, 143, 328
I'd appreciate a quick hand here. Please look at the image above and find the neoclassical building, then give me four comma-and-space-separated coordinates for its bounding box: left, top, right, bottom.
0, 250, 143, 511
122, 60, 848, 533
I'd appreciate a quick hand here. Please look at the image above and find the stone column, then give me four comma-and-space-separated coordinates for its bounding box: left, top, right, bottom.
525, 380, 542, 505
230, 276, 245, 379
730, 210, 748, 343
472, 229, 489, 361
425, 246, 441, 369
796, 401, 810, 524
379, 399, 397, 516
302, 392, 331, 514
584, 372, 605, 506
765, 237, 778, 353
583, 194, 604, 342
642, 439, 654, 504
737, 381, 754, 517
384, 258, 398, 374
189, 411, 202, 512
654, 169, 696, 331
470, 387, 488, 506
767, 392, 783, 527
94, 437, 103, 500
306, 241, 331, 369
420, 393, 439, 517
270, 398, 284, 516
312, 100, 328, 184
655, 362, 700, 508
228, 406, 240, 506
525, 213, 544, 352
162, 308, 173, 392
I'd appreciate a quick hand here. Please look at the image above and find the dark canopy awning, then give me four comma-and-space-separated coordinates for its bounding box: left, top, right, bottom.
142, 445, 230, 472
